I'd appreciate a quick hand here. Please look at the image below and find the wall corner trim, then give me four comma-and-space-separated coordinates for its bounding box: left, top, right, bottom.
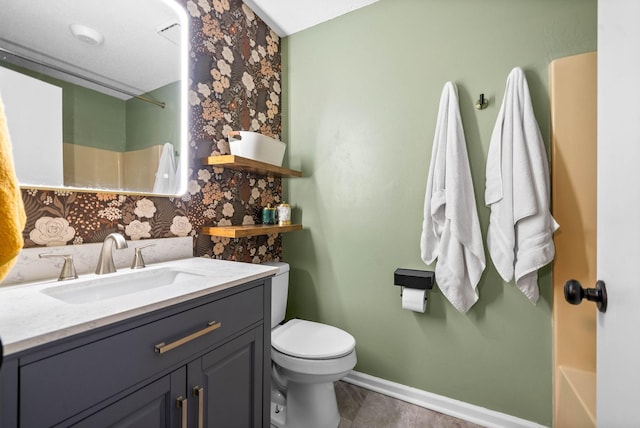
342, 371, 548, 428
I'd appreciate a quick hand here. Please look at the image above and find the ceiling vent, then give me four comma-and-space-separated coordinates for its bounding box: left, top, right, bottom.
157, 21, 180, 46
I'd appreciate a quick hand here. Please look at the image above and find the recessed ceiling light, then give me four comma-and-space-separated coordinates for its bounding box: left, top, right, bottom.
69, 24, 104, 46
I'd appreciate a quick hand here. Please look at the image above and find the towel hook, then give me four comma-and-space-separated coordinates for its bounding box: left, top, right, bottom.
475, 93, 489, 110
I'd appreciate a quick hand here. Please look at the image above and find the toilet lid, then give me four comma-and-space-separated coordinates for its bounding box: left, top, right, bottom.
272, 319, 356, 359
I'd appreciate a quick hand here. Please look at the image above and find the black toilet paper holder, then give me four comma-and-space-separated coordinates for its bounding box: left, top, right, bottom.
394, 268, 435, 296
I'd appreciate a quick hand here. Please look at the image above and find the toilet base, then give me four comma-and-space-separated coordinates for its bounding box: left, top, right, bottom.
270, 381, 340, 428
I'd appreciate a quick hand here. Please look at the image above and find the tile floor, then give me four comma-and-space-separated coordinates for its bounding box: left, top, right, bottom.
335, 381, 486, 428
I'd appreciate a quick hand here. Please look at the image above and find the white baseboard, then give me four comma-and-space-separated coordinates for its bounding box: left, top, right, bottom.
342, 371, 548, 428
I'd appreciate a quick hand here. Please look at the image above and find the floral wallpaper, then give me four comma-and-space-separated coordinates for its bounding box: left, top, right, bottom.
20, 0, 283, 263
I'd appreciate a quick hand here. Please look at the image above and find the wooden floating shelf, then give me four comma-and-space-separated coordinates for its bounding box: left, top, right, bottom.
202, 155, 302, 178
202, 224, 303, 238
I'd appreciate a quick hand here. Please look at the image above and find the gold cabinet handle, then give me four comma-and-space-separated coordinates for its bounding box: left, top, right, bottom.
176, 396, 187, 428
155, 321, 222, 354
193, 386, 204, 428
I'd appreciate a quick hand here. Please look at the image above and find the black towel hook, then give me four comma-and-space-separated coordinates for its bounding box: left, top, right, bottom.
475, 93, 489, 110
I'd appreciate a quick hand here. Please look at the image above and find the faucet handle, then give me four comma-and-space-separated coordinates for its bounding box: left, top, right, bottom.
39, 253, 79, 281
131, 244, 155, 269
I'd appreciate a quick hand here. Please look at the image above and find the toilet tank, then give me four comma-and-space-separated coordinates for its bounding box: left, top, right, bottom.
262, 262, 289, 328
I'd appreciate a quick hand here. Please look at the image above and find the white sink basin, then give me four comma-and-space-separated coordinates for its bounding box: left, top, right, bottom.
41, 267, 207, 304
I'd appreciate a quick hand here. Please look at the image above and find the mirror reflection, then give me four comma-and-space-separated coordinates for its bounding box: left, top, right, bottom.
0, 0, 188, 195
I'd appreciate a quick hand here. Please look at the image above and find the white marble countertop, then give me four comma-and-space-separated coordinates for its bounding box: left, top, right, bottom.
0, 258, 277, 356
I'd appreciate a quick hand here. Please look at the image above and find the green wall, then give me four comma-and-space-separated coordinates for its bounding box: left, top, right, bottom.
63, 84, 127, 151
281, 0, 596, 425
126, 81, 181, 153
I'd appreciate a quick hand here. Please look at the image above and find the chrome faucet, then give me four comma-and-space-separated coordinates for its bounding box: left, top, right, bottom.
95, 233, 128, 275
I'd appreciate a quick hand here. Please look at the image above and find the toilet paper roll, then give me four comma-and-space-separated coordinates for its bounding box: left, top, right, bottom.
402, 288, 427, 313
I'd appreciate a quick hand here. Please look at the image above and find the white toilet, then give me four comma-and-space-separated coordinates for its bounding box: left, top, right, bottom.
264, 262, 357, 428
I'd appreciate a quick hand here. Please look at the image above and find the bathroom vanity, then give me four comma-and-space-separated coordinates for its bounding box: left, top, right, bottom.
0, 258, 275, 427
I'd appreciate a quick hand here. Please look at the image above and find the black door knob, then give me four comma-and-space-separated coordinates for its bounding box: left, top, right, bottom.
564, 279, 607, 313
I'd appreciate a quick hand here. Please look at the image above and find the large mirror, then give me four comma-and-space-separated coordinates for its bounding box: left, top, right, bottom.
0, 0, 188, 195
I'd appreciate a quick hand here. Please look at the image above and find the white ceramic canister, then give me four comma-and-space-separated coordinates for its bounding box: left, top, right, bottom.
277, 202, 291, 226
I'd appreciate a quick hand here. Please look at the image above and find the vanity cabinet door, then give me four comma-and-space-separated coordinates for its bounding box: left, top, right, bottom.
71, 367, 185, 428
187, 326, 264, 428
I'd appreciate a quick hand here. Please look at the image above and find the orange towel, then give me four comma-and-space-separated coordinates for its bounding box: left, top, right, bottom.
0, 92, 26, 281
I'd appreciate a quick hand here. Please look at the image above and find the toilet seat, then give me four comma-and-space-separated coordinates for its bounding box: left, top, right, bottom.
272, 319, 356, 359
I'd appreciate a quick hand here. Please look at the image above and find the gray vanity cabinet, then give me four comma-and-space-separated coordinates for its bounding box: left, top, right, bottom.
0, 278, 271, 427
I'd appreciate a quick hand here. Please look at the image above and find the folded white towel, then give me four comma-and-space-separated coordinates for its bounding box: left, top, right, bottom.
485, 67, 559, 303
421, 82, 486, 313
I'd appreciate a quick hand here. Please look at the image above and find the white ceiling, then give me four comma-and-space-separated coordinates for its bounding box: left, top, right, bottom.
0, 0, 184, 99
243, 0, 380, 36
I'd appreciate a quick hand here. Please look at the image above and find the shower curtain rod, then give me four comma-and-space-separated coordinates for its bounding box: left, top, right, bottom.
0, 47, 166, 109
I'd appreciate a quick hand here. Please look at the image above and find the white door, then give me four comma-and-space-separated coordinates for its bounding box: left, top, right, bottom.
597, 1, 640, 426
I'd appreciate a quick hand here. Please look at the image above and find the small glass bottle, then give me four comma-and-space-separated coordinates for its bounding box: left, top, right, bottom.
277, 202, 291, 226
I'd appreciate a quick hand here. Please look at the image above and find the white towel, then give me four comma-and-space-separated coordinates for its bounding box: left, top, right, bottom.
153, 142, 176, 193
421, 82, 486, 313
485, 67, 559, 303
